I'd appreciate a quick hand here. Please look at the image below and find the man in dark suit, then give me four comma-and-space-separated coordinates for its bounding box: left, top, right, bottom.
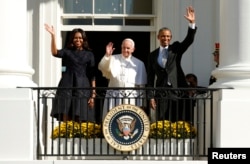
147, 6, 197, 122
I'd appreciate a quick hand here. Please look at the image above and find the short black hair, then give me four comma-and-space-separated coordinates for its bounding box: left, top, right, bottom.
185, 73, 197, 82
158, 27, 172, 35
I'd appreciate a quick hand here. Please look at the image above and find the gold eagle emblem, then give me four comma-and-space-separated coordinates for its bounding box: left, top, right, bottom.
116, 116, 138, 140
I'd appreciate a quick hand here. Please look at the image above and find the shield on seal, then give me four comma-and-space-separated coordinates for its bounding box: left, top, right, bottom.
103, 104, 150, 152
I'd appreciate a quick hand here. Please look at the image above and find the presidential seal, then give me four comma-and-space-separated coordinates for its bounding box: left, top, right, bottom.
103, 104, 150, 152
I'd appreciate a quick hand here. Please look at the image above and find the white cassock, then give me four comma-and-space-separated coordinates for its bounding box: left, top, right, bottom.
98, 54, 147, 120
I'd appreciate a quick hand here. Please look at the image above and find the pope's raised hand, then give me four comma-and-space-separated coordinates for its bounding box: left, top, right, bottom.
105, 42, 115, 57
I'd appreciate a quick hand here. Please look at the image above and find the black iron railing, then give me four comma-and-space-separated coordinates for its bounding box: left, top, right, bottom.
32, 87, 217, 160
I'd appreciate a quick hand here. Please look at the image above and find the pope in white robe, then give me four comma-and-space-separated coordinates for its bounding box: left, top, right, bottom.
98, 39, 147, 120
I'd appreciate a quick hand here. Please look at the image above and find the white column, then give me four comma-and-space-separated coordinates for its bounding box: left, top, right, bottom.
212, 0, 250, 148
0, 0, 36, 160
0, 0, 36, 88
211, 0, 250, 88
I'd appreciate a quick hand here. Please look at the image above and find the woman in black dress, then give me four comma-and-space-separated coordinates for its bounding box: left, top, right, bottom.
44, 24, 96, 122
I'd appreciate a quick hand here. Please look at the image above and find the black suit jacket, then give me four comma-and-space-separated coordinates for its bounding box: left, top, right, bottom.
147, 27, 197, 90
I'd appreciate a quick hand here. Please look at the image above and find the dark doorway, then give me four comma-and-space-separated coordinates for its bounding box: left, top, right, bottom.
87, 32, 150, 123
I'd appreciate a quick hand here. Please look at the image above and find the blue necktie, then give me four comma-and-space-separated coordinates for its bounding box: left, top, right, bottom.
162, 48, 168, 67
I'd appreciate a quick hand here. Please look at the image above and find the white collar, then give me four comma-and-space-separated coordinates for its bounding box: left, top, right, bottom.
120, 54, 132, 61
160, 46, 168, 51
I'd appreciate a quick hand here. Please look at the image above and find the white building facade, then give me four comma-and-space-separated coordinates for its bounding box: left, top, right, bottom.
0, 0, 250, 163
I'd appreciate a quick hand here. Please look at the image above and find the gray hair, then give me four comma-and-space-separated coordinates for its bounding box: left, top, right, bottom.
122, 38, 135, 48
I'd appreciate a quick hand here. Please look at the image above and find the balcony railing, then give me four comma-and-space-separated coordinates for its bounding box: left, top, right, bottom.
32, 87, 217, 160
